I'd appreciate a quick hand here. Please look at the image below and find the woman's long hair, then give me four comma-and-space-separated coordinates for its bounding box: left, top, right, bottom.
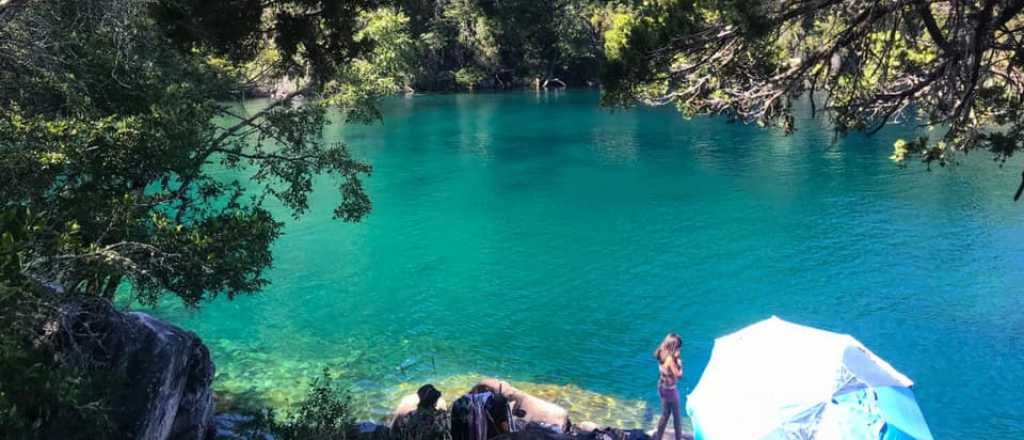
654, 333, 682, 364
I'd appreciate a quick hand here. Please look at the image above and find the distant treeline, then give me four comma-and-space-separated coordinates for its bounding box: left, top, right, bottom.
388, 0, 610, 90
309, 0, 639, 92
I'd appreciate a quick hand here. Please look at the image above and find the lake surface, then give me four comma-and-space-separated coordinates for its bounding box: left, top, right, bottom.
150, 91, 1024, 438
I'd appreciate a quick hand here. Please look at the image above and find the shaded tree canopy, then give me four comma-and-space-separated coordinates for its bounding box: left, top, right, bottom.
0, 0, 376, 306
0, 1, 391, 435
600, 0, 1024, 171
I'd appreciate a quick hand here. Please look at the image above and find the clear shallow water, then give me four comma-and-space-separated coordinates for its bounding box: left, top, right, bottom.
148, 91, 1024, 437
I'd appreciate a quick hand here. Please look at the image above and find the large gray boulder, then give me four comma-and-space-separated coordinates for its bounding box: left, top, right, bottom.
126, 312, 215, 440
56, 299, 215, 440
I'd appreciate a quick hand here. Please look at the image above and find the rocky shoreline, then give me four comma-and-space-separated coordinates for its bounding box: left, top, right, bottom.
72, 302, 688, 440
212, 413, 682, 440
245, 75, 588, 100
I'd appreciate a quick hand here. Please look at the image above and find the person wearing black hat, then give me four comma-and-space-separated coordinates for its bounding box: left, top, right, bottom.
394, 384, 451, 440
417, 384, 442, 411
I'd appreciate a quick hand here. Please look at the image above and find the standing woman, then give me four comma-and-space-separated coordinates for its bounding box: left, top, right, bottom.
653, 333, 684, 440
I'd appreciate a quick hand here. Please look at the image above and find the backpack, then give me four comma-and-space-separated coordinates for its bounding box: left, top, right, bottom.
449, 392, 514, 440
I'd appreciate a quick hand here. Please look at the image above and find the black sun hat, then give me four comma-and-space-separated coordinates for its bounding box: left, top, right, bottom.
417, 384, 442, 409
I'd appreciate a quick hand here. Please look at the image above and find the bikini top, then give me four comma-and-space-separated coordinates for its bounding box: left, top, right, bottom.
659, 359, 680, 389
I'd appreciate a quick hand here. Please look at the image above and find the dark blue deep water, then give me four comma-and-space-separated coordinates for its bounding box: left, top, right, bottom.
152, 91, 1024, 438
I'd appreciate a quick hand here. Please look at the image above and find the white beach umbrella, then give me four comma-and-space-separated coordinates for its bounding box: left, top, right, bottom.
686, 316, 933, 440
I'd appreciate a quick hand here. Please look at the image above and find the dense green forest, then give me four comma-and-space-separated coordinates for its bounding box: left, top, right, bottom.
2, 0, 1023, 438
160, 0, 627, 93
370, 0, 610, 90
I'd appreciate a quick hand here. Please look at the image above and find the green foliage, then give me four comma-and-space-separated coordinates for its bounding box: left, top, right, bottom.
891, 137, 948, 168
0, 209, 121, 439
598, 5, 639, 62
599, 0, 1024, 175
152, 0, 371, 86
379, 0, 608, 89
327, 7, 422, 121
358, 7, 421, 87
0, 207, 40, 282
0, 0, 392, 434
0, 279, 118, 439
1, 0, 373, 307
482, 0, 605, 83
276, 370, 358, 440
445, 0, 503, 68
455, 67, 487, 90
233, 369, 359, 440
600, 1, 727, 108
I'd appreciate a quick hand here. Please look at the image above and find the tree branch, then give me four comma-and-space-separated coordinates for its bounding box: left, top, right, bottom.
914, 0, 953, 53
209, 87, 309, 148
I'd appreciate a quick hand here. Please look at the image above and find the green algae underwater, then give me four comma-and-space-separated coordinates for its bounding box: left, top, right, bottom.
142, 91, 1024, 437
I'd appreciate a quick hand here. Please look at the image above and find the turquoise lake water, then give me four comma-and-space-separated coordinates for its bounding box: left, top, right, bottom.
149, 91, 1024, 438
